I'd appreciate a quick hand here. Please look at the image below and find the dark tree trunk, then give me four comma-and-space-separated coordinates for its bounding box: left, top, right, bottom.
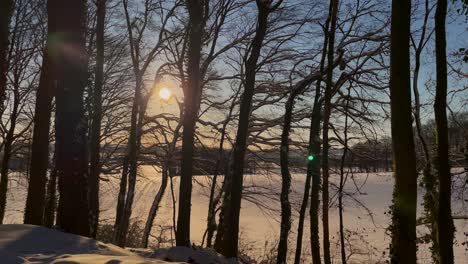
141, 164, 169, 247
296, 7, 332, 263
176, 0, 205, 247
277, 93, 297, 264
116, 104, 144, 246
338, 86, 351, 264
412, 1, 438, 260
294, 97, 321, 264
389, 0, 417, 262
321, 1, 339, 263
0, 0, 14, 110
0, 0, 14, 224
215, 2, 275, 258
434, 0, 454, 263
114, 155, 128, 241
89, 0, 106, 239
278, 65, 326, 264
54, 0, 91, 236
204, 90, 238, 248
113, 1, 141, 244
298, 6, 332, 263
0, 84, 19, 224
24, 0, 57, 226
308, 106, 322, 264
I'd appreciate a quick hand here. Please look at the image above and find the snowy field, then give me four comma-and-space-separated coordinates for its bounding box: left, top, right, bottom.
4, 167, 468, 263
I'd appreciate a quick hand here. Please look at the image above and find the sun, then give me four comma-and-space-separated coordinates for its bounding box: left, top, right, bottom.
159, 87, 172, 101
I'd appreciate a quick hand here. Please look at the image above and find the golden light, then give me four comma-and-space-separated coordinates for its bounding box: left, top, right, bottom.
158, 87, 172, 101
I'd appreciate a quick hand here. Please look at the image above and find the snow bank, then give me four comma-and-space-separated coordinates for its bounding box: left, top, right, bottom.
0, 224, 181, 264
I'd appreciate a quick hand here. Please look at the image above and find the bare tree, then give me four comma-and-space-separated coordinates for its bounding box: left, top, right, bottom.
215, 0, 283, 259
24, 0, 56, 226
434, 0, 454, 262
113, 0, 178, 246
176, 0, 208, 247
321, 1, 339, 263
389, 0, 418, 262
410, 0, 439, 260
0, 0, 41, 224
52, 0, 91, 236
88, 0, 107, 238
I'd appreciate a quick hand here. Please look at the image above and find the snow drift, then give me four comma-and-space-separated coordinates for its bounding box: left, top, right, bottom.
0, 224, 179, 264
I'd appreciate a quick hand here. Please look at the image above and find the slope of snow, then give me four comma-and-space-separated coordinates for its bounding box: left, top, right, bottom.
0, 224, 182, 264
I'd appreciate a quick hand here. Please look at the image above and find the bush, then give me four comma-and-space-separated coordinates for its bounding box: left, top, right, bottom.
97, 220, 145, 248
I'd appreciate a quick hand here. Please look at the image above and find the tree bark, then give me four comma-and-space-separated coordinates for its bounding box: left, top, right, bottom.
54, 0, 91, 236
89, 0, 106, 239
434, 0, 454, 263
176, 0, 205, 247
321, 1, 339, 263
389, 0, 418, 262
24, 0, 57, 226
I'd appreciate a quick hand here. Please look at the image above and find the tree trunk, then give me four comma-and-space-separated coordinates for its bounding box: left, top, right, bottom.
113, 66, 143, 245
294, 96, 321, 264
434, 0, 454, 263
0, 86, 19, 224
277, 95, 295, 264
295, 7, 331, 263
24, 0, 56, 226
204, 105, 235, 248
203, 88, 241, 248
141, 164, 169, 248
176, 0, 205, 247
297, 5, 332, 263
89, 0, 106, 239
44, 153, 58, 228
278, 64, 327, 264
0, 0, 14, 110
215, 2, 273, 258
389, 0, 417, 262
116, 105, 144, 246
338, 86, 351, 264
412, 1, 438, 260
321, 1, 339, 263
54, 0, 90, 236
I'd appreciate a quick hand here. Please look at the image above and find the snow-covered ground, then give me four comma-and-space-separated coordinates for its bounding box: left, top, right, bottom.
4, 167, 468, 263
0, 225, 236, 264
0, 224, 177, 263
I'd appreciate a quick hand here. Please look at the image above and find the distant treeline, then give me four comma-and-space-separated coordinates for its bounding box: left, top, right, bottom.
5, 111, 467, 175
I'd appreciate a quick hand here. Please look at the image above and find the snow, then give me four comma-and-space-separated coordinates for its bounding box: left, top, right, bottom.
3, 169, 467, 263
0, 224, 182, 264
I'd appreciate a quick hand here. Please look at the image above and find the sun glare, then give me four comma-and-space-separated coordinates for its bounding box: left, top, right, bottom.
159, 87, 172, 101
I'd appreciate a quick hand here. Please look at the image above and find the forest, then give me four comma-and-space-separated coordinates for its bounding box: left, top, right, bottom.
0, 0, 467, 263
